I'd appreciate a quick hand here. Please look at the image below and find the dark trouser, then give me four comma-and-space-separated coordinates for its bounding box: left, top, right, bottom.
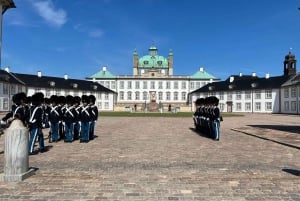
65, 122, 74, 142
80, 122, 90, 141
50, 122, 59, 141
59, 121, 65, 140
29, 127, 44, 153
73, 122, 80, 140
89, 121, 95, 140
212, 120, 220, 140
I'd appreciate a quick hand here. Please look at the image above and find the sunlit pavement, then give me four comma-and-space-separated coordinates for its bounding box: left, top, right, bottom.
0, 113, 300, 201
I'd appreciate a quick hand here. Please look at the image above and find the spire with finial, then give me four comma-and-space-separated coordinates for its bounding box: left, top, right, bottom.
284, 47, 297, 76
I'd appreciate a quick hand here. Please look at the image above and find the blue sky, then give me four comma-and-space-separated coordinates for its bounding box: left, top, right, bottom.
2, 0, 300, 80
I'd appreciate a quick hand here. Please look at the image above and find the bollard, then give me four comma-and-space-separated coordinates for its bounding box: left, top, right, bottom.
0, 119, 35, 182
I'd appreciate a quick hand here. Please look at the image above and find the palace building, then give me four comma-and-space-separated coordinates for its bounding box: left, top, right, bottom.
86, 46, 220, 112
190, 51, 299, 114
0, 68, 115, 112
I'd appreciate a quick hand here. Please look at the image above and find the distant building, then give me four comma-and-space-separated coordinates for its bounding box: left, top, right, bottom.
0, 68, 115, 112
0, 68, 25, 111
189, 51, 298, 114
86, 46, 220, 112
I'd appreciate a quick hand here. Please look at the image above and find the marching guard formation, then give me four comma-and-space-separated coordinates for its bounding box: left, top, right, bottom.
193, 96, 221, 141
1, 92, 98, 155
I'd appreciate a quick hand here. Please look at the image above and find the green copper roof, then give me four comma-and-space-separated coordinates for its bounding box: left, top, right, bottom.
149, 46, 157, 50
138, 55, 168, 68
89, 68, 115, 79
136, 45, 169, 69
191, 68, 217, 79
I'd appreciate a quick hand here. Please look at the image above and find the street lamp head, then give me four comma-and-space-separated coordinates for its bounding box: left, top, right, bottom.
1, 0, 16, 15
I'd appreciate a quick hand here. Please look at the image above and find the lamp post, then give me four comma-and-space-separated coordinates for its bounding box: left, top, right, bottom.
0, 0, 16, 69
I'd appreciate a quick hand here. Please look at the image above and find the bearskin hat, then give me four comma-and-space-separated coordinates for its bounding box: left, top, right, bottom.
73, 96, 81, 105
50, 95, 58, 104
58, 96, 66, 105
31, 92, 44, 106
88, 95, 96, 104
13, 92, 27, 105
81, 95, 88, 104
66, 95, 74, 105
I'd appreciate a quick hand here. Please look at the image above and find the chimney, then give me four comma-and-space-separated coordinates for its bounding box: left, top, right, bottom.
252, 72, 256, 77
265, 73, 270, 79
229, 76, 234, 83
37, 71, 42, 78
239, 72, 243, 77
4, 66, 9, 72
199, 67, 204, 72
64, 74, 68, 80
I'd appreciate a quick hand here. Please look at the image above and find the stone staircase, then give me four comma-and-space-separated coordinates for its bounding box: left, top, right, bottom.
148, 101, 159, 112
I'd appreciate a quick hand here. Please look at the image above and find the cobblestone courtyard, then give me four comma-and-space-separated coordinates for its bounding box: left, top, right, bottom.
0, 113, 300, 200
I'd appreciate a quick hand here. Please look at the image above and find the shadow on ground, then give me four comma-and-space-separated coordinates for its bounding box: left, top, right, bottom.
282, 168, 300, 176
248, 125, 300, 134
189, 127, 214, 140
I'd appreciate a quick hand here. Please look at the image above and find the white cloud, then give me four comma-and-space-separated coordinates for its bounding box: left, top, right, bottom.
88, 29, 104, 38
74, 24, 104, 38
73, 23, 85, 32
31, 0, 67, 27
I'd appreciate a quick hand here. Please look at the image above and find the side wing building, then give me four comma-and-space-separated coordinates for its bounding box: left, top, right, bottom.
189, 51, 298, 114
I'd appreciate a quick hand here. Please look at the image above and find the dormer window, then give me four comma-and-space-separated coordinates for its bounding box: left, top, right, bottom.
49, 81, 55, 87
144, 61, 149, 65
93, 85, 98, 90
73, 83, 78, 88
251, 83, 258, 88
157, 61, 162, 65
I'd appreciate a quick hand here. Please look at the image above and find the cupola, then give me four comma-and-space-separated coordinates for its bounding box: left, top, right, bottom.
284, 49, 297, 76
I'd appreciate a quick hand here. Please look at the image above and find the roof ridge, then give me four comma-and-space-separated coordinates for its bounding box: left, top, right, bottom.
8, 71, 26, 85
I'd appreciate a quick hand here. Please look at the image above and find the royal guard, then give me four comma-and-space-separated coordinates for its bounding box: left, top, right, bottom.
80, 95, 91, 143
88, 95, 98, 140
63, 95, 76, 142
49, 95, 61, 142
58, 96, 66, 140
211, 96, 220, 141
73, 96, 81, 140
42, 97, 51, 129
28, 92, 47, 154
1, 92, 27, 127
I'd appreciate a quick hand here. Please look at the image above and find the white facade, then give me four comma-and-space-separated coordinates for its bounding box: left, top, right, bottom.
280, 74, 300, 114
95, 75, 215, 112
0, 82, 25, 111
0, 69, 115, 112
88, 46, 219, 112
191, 89, 281, 113
190, 51, 298, 114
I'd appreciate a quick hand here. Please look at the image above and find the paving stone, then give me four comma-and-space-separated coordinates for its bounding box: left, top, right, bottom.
0, 114, 299, 200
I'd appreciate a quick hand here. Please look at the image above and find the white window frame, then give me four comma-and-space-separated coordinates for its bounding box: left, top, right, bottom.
255, 102, 261, 111
265, 90, 272, 99
245, 102, 251, 111
265, 102, 272, 111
